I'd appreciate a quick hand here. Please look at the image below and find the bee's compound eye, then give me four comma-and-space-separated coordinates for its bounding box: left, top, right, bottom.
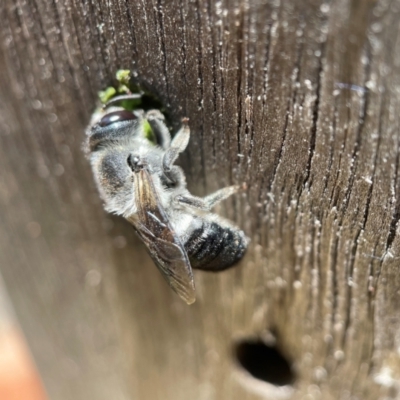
99, 110, 137, 127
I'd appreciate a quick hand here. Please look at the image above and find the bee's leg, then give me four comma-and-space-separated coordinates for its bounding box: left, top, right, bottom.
203, 185, 239, 208
175, 195, 210, 210
146, 110, 171, 149
176, 186, 239, 210
162, 119, 190, 183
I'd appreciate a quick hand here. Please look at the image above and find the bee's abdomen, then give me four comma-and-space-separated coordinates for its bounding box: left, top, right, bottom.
185, 221, 247, 271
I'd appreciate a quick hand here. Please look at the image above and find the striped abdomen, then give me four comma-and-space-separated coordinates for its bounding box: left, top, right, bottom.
185, 219, 247, 271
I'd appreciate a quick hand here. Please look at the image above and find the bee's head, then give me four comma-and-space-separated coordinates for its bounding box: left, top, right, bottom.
86, 107, 157, 152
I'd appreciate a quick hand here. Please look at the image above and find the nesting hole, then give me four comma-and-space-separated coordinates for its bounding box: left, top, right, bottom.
139, 92, 166, 113
235, 339, 295, 386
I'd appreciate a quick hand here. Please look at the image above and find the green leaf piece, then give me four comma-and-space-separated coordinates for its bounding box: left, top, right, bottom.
116, 70, 131, 86
98, 87, 117, 104
143, 120, 156, 144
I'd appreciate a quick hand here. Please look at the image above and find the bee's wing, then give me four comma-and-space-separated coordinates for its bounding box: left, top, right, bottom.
126, 167, 196, 305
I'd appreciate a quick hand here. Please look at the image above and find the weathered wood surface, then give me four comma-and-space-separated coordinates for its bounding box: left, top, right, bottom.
1, 0, 400, 399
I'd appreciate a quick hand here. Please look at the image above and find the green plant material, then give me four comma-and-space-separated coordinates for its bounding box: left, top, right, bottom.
116, 70, 131, 86
98, 87, 117, 104
116, 70, 132, 94
98, 70, 142, 108
117, 84, 131, 94
143, 120, 156, 144
120, 98, 143, 111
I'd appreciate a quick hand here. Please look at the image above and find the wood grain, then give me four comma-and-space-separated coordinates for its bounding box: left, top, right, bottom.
1, 0, 400, 399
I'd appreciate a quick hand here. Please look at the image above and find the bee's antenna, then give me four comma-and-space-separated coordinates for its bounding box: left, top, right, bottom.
104, 93, 143, 108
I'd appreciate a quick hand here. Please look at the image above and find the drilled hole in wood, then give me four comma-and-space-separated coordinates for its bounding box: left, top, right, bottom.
235, 340, 295, 387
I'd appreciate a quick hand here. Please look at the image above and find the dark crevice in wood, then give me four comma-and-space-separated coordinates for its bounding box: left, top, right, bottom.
194, 0, 206, 190
314, 218, 325, 355
329, 98, 355, 209
267, 23, 304, 199
140, 1, 151, 57
205, 0, 217, 163
323, 95, 338, 197
341, 43, 372, 215
362, 180, 374, 232
207, 0, 217, 119
246, 12, 257, 167
305, 218, 316, 310
212, 0, 225, 172
179, 0, 188, 116
236, 10, 244, 158
294, 7, 328, 204
255, 20, 273, 205
342, 226, 362, 349
124, 0, 138, 68
301, 43, 324, 192
260, 20, 272, 114
329, 94, 349, 210
272, 96, 291, 191
204, 0, 219, 167
363, 88, 385, 234
242, 7, 253, 172
156, 0, 170, 104
330, 232, 340, 345
361, 155, 380, 236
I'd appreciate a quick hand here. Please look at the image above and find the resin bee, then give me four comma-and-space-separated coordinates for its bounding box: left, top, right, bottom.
86, 95, 248, 304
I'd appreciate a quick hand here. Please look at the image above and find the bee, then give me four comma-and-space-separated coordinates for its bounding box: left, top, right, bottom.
85, 94, 248, 304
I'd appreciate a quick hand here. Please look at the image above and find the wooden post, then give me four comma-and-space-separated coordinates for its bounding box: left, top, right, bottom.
1, 0, 400, 399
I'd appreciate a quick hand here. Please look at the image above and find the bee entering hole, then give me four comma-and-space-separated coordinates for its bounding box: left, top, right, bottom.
234, 339, 295, 386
